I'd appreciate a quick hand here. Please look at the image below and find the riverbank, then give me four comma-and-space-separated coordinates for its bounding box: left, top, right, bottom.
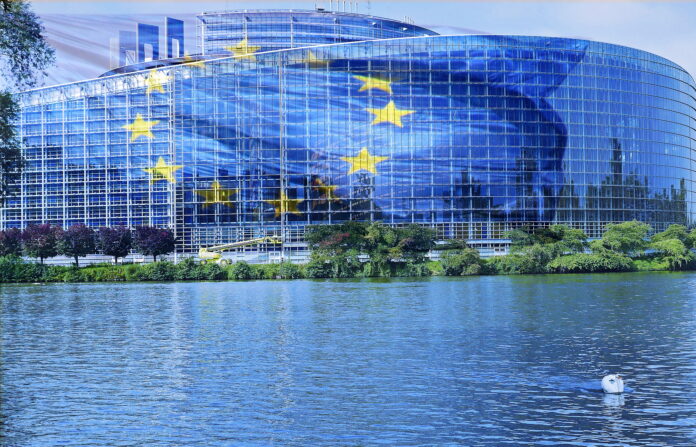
0, 252, 685, 283
2, 221, 694, 283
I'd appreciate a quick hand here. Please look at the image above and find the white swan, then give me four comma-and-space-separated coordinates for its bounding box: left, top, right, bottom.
601, 374, 624, 394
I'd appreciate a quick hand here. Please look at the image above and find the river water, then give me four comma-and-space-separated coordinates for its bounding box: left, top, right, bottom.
1, 273, 695, 446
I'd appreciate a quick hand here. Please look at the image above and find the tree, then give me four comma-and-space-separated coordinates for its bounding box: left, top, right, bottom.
652, 224, 689, 246
58, 224, 95, 267
441, 248, 484, 276
651, 238, 694, 271
596, 221, 651, 256
0, 0, 55, 205
0, 228, 22, 256
1, 0, 55, 90
0, 93, 21, 204
687, 229, 696, 251
22, 223, 61, 264
98, 226, 132, 263
507, 225, 587, 257
0, 227, 22, 256
305, 221, 369, 255
134, 226, 176, 262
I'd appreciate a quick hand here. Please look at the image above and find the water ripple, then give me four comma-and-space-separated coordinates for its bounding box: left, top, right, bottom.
1, 273, 695, 446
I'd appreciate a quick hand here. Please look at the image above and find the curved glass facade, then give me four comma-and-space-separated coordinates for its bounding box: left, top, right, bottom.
198, 10, 437, 55
6, 11, 696, 254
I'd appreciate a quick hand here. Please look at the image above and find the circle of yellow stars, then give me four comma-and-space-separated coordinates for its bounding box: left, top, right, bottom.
121, 55, 419, 218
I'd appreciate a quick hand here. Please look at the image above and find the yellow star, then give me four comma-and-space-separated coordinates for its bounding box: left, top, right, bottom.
354, 75, 393, 94
122, 114, 159, 142
143, 156, 183, 184
145, 69, 168, 94
340, 147, 389, 175
365, 100, 415, 127
300, 50, 330, 68
195, 181, 237, 208
265, 191, 303, 218
183, 52, 205, 68
224, 37, 261, 61
312, 178, 340, 202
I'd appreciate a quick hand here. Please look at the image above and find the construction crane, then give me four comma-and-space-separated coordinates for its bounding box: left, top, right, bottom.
198, 236, 282, 265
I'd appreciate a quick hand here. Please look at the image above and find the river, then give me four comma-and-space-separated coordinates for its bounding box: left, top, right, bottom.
1, 273, 695, 446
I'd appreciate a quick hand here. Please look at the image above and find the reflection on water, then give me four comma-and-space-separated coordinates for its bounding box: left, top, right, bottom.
1, 272, 695, 446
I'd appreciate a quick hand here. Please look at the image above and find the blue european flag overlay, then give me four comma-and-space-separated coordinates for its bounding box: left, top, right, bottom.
176, 36, 586, 227
10, 10, 696, 252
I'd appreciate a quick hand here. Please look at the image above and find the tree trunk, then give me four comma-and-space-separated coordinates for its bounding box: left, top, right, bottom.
74, 255, 79, 267
153, 255, 157, 263
40, 256, 44, 264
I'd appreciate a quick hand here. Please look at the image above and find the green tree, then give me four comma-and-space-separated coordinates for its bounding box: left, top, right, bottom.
0, 0, 55, 204
596, 221, 651, 256
652, 224, 689, 246
650, 238, 694, 271
441, 248, 484, 276
507, 225, 587, 258
686, 229, 696, 250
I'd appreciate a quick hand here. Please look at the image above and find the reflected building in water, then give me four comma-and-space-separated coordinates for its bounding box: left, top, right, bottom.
5, 9, 696, 259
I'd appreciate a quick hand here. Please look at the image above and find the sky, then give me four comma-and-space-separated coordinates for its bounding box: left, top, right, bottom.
28, 0, 696, 86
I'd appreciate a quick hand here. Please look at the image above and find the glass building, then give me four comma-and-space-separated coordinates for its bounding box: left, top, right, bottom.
5, 9, 696, 258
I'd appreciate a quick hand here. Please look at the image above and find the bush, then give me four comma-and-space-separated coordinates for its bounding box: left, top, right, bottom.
0, 255, 47, 282
228, 261, 254, 280
547, 252, 635, 273
200, 263, 227, 280
278, 261, 304, 279
253, 263, 281, 280
304, 255, 334, 278
305, 252, 362, 278
650, 238, 696, 271
486, 255, 526, 275
131, 261, 176, 281
403, 261, 431, 277
441, 249, 484, 276
124, 264, 140, 281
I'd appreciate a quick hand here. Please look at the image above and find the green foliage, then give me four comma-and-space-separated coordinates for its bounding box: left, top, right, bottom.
435, 239, 467, 251
172, 257, 226, 281
278, 261, 304, 279
0, 0, 56, 90
0, 92, 22, 205
305, 221, 369, 255
547, 252, 635, 273
252, 263, 281, 280
491, 244, 556, 275
507, 225, 588, 258
652, 224, 690, 247
595, 221, 651, 256
305, 252, 363, 278
1, 0, 55, 205
304, 255, 335, 278
130, 261, 177, 281
486, 255, 526, 275
687, 229, 696, 251
426, 260, 444, 276
441, 249, 485, 276
650, 238, 695, 271
633, 256, 670, 272
402, 261, 432, 277
228, 261, 254, 280
0, 255, 46, 282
